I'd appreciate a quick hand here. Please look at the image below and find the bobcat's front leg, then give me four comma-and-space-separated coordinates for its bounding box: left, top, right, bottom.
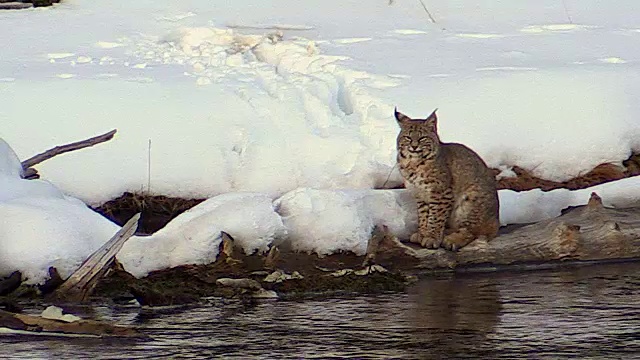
410, 189, 453, 249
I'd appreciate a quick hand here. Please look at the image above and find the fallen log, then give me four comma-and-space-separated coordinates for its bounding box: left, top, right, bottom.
20, 129, 116, 179
49, 213, 140, 302
368, 192, 640, 272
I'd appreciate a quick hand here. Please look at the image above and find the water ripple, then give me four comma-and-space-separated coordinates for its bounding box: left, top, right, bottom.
3, 262, 640, 359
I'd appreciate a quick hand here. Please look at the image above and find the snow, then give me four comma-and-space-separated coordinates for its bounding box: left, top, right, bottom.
118, 193, 286, 278
275, 188, 415, 256
1, 0, 640, 282
407, 70, 640, 182
0, 139, 22, 178
0, 142, 118, 284
0, 190, 119, 285
500, 177, 640, 225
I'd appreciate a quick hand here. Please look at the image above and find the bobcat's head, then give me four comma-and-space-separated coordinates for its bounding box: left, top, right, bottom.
395, 108, 440, 160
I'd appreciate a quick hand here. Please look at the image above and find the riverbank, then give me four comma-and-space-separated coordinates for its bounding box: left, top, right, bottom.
4, 262, 640, 359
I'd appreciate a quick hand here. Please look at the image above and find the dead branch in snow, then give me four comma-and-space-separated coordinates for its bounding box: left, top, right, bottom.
20, 129, 116, 179
49, 213, 140, 302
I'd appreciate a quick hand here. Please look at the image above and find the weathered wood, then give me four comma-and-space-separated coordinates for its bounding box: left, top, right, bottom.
50, 213, 140, 302
0, 2, 32, 9
372, 192, 640, 271
0, 271, 21, 296
216, 278, 279, 299
366, 224, 455, 270
21, 167, 39, 180
20, 129, 116, 177
0, 309, 145, 338
264, 245, 280, 270
362, 228, 382, 267
216, 278, 262, 290
220, 231, 243, 265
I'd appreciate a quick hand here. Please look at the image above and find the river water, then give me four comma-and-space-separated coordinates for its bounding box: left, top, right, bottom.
3, 262, 640, 359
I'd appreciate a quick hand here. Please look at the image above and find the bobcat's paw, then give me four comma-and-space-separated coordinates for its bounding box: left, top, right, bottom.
442, 232, 474, 252
409, 232, 421, 244
410, 233, 441, 249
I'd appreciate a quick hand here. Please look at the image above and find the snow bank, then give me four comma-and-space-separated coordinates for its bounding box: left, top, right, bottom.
2, 28, 400, 205
0, 139, 22, 178
274, 188, 415, 256
500, 176, 640, 224
0, 197, 119, 285
117, 193, 286, 278
0, 136, 289, 283
0, 139, 120, 284
2, 124, 639, 283
3, 1, 640, 203
1, 140, 288, 283
276, 181, 640, 256
3, 0, 640, 284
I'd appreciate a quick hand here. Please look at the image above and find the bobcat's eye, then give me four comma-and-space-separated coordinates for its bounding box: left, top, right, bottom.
403, 136, 412, 142
418, 136, 429, 142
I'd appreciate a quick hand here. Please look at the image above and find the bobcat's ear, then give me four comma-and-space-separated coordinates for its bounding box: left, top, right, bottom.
394, 107, 412, 124
424, 108, 438, 132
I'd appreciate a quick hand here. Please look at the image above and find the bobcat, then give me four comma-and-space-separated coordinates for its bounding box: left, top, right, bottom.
395, 108, 499, 251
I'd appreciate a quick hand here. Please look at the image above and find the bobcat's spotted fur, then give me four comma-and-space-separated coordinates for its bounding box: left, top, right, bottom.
395, 109, 499, 251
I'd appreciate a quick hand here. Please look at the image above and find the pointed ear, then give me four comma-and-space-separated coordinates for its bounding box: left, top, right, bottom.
424, 108, 438, 132
394, 107, 412, 124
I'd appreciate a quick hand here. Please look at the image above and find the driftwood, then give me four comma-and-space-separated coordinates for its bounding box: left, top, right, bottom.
0, 2, 32, 10
20, 129, 116, 179
365, 192, 640, 272
50, 213, 140, 302
0, 309, 145, 338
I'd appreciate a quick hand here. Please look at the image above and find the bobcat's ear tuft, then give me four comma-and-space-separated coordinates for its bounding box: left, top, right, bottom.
394, 108, 411, 124
424, 108, 438, 131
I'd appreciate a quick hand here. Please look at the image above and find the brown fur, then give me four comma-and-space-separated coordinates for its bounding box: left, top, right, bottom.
395, 109, 499, 251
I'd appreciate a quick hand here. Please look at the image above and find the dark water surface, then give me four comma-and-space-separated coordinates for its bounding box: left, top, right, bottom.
3, 262, 640, 359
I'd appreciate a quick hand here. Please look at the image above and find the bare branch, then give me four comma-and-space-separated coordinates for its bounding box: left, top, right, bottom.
21, 129, 117, 170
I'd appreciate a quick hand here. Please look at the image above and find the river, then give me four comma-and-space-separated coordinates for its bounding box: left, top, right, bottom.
3, 262, 640, 359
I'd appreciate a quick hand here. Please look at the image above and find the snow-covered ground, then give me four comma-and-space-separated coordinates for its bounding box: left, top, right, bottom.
1, 0, 640, 284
